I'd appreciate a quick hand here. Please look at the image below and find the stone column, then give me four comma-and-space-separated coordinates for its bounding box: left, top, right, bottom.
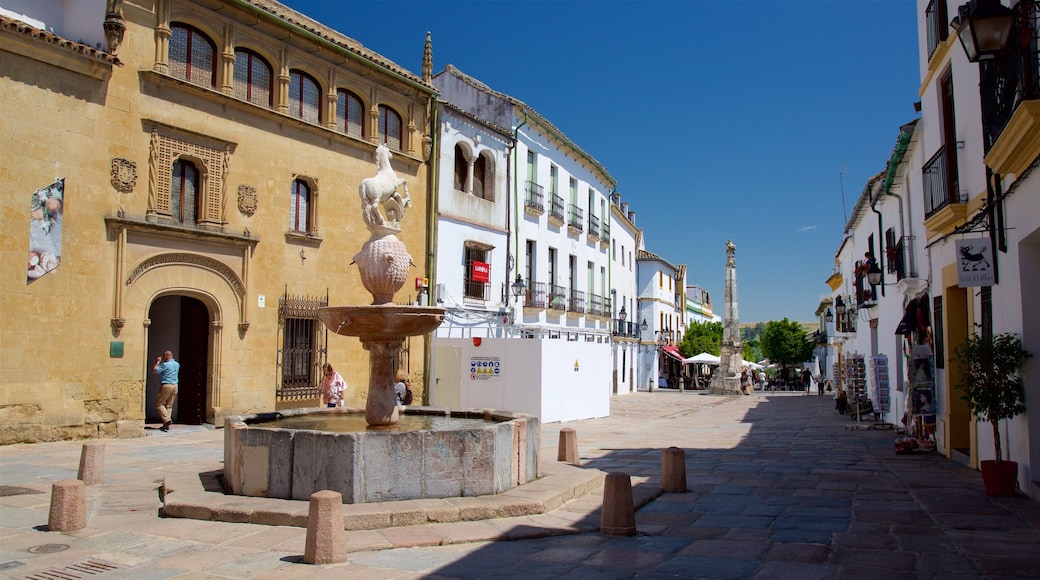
710, 240, 744, 395
361, 337, 403, 426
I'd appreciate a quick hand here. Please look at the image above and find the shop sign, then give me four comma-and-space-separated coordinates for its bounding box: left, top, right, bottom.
471, 260, 490, 283
956, 239, 994, 287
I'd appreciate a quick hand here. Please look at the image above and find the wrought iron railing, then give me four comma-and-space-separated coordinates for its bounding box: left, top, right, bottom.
886, 235, 917, 280
568, 289, 586, 313
980, 1, 1040, 153
464, 280, 491, 301
600, 220, 610, 242
525, 281, 547, 308
568, 204, 584, 231
613, 320, 639, 338
925, 0, 948, 59
548, 284, 567, 310
524, 181, 544, 211
549, 195, 565, 222
588, 214, 600, 237
922, 141, 960, 218
588, 293, 604, 316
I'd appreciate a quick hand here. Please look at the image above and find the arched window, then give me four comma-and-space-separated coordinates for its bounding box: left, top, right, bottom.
233, 49, 272, 108
169, 24, 216, 88
288, 70, 321, 124
377, 104, 402, 151
336, 89, 365, 139
290, 178, 311, 233
171, 159, 200, 224
453, 143, 467, 191
474, 152, 493, 201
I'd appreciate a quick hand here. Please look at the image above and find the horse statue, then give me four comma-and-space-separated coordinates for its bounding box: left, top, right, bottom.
359, 143, 410, 229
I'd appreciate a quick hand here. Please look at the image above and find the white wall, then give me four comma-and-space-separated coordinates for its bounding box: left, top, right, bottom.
431, 337, 610, 423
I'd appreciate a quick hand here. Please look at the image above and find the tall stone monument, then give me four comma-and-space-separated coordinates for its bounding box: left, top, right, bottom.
710, 240, 745, 395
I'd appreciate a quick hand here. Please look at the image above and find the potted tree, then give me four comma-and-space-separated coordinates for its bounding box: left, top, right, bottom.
953, 331, 1031, 496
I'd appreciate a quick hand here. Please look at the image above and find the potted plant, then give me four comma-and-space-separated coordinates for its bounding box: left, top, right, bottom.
953, 331, 1031, 496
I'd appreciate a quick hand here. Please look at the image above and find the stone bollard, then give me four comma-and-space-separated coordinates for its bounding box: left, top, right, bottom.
77, 441, 106, 486
304, 490, 347, 565
661, 447, 687, 493
558, 428, 579, 465
600, 472, 636, 536
48, 479, 86, 532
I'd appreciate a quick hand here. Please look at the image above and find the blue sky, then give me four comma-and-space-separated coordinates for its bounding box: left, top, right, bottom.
283, 0, 921, 323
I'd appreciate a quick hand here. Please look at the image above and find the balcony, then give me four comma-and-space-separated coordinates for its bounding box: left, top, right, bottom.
548, 284, 567, 310
587, 293, 609, 317
925, 0, 949, 60
613, 319, 639, 338
524, 281, 548, 308
524, 181, 545, 216
568, 289, 586, 314
886, 235, 917, 281
922, 141, 962, 219
548, 194, 565, 226
981, 2, 1040, 175
587, 214, 600, 243
567, 204, 584, 235
599, 221, 610, 248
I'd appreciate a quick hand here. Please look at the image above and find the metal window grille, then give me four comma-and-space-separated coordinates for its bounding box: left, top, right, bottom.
234, 49, 272, 108
464, 247, 489, 300
170, 24, 216, 88
276, 290, 328, 401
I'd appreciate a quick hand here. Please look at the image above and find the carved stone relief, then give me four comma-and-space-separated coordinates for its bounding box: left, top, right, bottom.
110, 158, 137, 193
237, 185, 257, 216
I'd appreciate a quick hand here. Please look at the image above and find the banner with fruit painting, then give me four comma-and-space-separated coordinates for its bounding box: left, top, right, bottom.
28, 178, 64, 284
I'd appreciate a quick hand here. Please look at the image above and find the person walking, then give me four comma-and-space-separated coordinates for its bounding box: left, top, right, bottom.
319, 363, 347, 408
152, 350, 180, 431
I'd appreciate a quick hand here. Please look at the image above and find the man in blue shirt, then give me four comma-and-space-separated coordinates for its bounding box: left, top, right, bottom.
152, 350, 180, 432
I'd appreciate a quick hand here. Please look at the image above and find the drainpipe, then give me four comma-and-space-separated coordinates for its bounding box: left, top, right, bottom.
512, 112, 528, 294
869, 178, 886, 299
423, 99, 441, 404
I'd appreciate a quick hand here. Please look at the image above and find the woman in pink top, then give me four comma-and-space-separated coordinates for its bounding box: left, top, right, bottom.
319, 363, 347, 408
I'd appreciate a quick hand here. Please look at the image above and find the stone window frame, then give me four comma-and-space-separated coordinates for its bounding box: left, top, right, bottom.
378, 104, 403, 152
451, 141, 495, 202
146, 125, 232, 231
288, 68, 322, 125
285, 175, 321, 244
168, 22, 217, 89
335, 88, 366, 139
232, 47, 273, 108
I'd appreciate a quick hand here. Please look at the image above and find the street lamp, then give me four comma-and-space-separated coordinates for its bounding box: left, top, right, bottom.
866, 262, 884, 286
834, 295, 846, 316
951, 0, 1016, 62
641, 319, 648, 332
824, 308, 834, 323
618, 305, 627, 321
510, 275, 527, 300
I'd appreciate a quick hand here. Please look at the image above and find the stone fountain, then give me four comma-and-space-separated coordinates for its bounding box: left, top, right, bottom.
222, 145, 539, 503
316, 143, 444, 426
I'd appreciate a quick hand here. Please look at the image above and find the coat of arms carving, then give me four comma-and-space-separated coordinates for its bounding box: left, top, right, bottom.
237, 185, 257, 216
110, 158, 137, 193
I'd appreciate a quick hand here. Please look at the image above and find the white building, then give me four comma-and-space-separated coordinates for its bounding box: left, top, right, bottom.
912, 0, 1038, 497
686, 285, 720, 325
608, 193, 641, 395
636, 250, 686, 391
428, 64, 623, 422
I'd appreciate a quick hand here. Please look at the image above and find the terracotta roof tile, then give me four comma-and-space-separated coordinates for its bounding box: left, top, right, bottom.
0, 14, 121, 66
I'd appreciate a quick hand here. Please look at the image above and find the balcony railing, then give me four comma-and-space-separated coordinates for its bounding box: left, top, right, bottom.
925, 0, 948, 59
980, 1, 1040, 153
600, 220, 610, 242
588, 214, 600, 237
568, 289, 586, 313
568, 204, 584, 231
549, 194, 565, 222
922, 141, 960, 218
524, 181, 544, 212
886, 235, 917, 281
548, 284, 567, 310
588, 293, 606, 317
613, 319, 639, 338
525, 281, 547, 308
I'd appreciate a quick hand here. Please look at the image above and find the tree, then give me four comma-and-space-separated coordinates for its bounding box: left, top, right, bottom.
678, 321, 723, 358
759, 318, 814, 371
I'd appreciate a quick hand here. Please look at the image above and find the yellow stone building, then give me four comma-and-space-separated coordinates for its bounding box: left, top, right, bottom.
0, 0, 435, 443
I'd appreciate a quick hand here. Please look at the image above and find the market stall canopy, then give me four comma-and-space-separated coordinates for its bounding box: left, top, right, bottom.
661, 345, 685, 362
684, 352, 720, 365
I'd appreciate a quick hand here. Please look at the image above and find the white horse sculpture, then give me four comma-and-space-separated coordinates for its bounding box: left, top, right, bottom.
359, 144, 410, 228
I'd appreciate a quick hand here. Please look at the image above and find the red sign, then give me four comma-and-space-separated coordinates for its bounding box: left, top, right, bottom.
471, 260, 490, 283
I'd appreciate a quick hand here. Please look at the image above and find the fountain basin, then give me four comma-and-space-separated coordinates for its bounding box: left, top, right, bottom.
317, 305, 446, 337
223, 407, 540, 503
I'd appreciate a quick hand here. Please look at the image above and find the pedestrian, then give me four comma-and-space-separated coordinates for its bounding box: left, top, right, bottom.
319, 363, 347, 408
393, 370, 412, 405
801, 368, 811, 394
757, 370, 766, 391
740, 368, 751, 395
152, 350, 179, 431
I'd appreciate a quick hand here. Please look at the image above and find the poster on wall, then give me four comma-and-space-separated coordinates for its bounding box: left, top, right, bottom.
956, 239, 994, 287
27, 178, 65, 284
470, 356, 501, 381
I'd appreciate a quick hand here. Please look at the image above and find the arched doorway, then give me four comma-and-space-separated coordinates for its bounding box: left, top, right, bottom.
147, 295, 210, 426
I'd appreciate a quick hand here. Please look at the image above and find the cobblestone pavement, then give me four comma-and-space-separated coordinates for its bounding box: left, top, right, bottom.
2, 392, 1039, 579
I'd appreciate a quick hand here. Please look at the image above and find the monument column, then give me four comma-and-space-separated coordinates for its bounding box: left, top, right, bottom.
710, 240, 745, 395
